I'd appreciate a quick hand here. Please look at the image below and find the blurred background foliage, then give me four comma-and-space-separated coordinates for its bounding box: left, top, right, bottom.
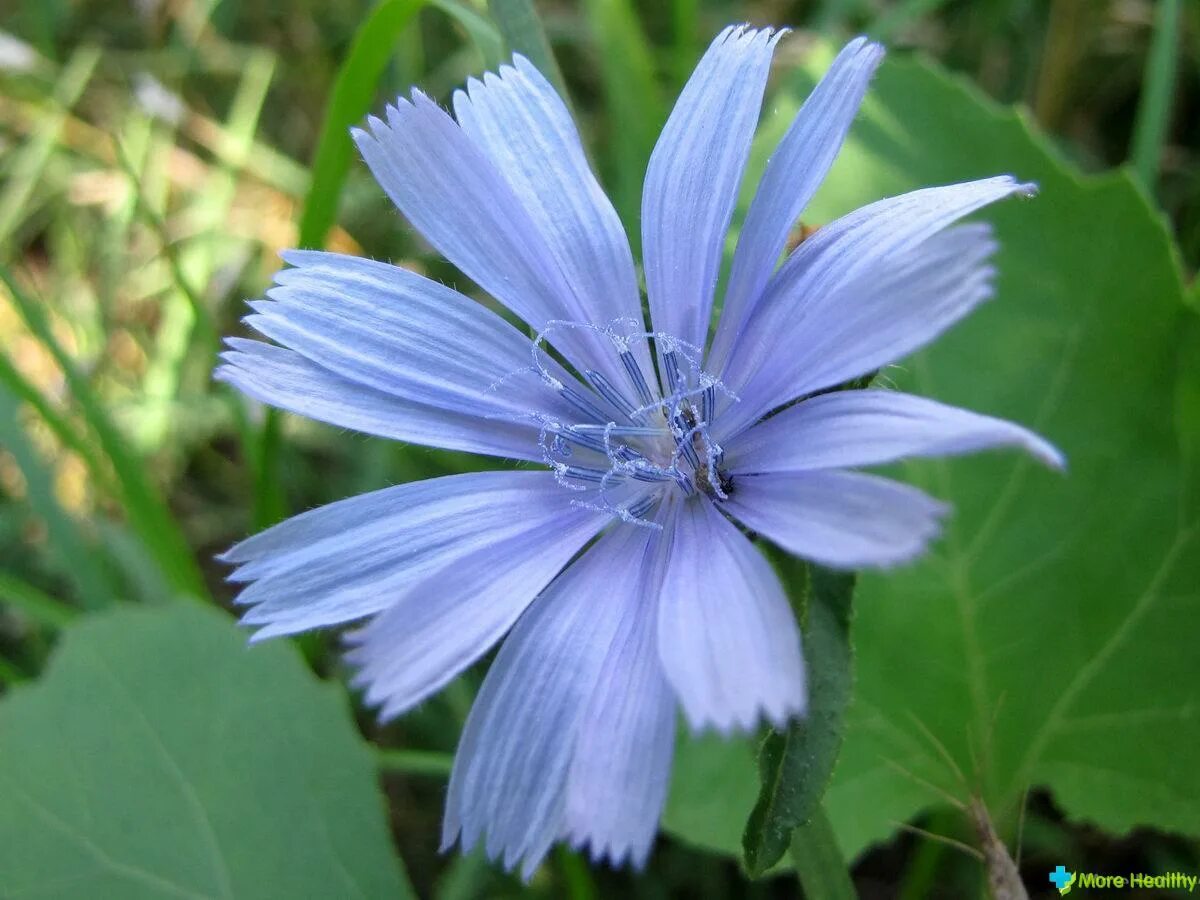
0, 0, 1197, 898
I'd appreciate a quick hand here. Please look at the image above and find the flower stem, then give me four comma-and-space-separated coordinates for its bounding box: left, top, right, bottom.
374, 748, 454, 778
790, 805, 857, 900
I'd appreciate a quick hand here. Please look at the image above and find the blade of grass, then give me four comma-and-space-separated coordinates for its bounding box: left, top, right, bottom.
0, 653, 24, 686
96, 521, 176, 606
432, 0, 506, 68
298, 0, 429, 250
111, 142, 218, 359
0, 93, 307, 211
555, 847, 597, 900
1033, 0, 1088, 131
1130, 0, 1182, 190
0, 384, 119, 609
434, 849, 493, 900
251, 411, 288, 530
392, 10, 427, 87
897, 810, 957, 900
270, 0, 431, 530
184, 110, 308, 199
0, 570, 78, 629
487, 0, 569, 99
94, 110, 153, 345
135, 49, 275, 451
1, 266, 208, 601
0, 44, 100, 248
816, 0, 871, 32
582, 0, 665, 240
671, 0, 699, 89
870, 0, 955, 41
0, 351, 110, 493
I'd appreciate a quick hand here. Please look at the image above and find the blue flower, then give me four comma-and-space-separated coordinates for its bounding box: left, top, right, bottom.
217, 28, 1063, 876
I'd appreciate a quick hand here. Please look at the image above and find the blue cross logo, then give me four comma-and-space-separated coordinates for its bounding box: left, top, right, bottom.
1049, 866, 1075, 894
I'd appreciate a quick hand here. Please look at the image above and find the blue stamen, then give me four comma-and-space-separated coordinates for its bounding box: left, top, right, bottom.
560, 465, 622, 485
584, 370, 638, 420
550, 433, 573, 457
663, 350, 683, 394
526, 324, 736, 523
571, 424, 663, 438
559, 385, 609, 424
629, 466, 676, 483
620, 350, 656, 407
623, 495, 658, 519
673, 470, 695, 496
676, 438, 700, 469
552, 427, 609, 454
701, 384, 715, 424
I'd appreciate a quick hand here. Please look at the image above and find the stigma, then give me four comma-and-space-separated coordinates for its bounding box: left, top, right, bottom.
509, 320, 738, 525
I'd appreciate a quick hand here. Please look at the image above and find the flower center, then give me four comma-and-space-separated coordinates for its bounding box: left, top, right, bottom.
518, 320, 736, 526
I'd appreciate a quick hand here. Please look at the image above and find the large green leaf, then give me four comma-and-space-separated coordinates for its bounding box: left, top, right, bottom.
804, 50, 1200, 858
663, 730, 761, 858
664, 46, 1199, 863
0, 604, 414, 899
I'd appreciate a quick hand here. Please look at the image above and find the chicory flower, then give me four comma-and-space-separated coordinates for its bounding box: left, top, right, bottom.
217, 27, 1063, 876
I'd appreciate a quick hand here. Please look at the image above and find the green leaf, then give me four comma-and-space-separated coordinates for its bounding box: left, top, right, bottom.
663, 730, 762, 859
785, 49, 1200, 856
487, 0, 569, 100
1177, 312, 1200, 497
742, 562, 856, 877
0, 604, 415, 899
664, 44, 1200, 863
297, 0, 427, 250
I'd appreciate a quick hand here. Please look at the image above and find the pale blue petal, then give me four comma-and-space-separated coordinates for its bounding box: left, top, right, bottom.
443, 524, 665, 878
657, 497, 806, 733
563, 521, 675, 869
215, 339, 542, 461
452, 57, 653, 389
719, 216, 1012, 439
707, 37, 883, 373
642, 26, 782, 351
726, 389, 1064, 473
245, 251, 578, 425
722, 471, 948, 569
717, 177, 1035, 417
353, 93, 612, 376
343, 506, 607, 721
221, 471, 579, 639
